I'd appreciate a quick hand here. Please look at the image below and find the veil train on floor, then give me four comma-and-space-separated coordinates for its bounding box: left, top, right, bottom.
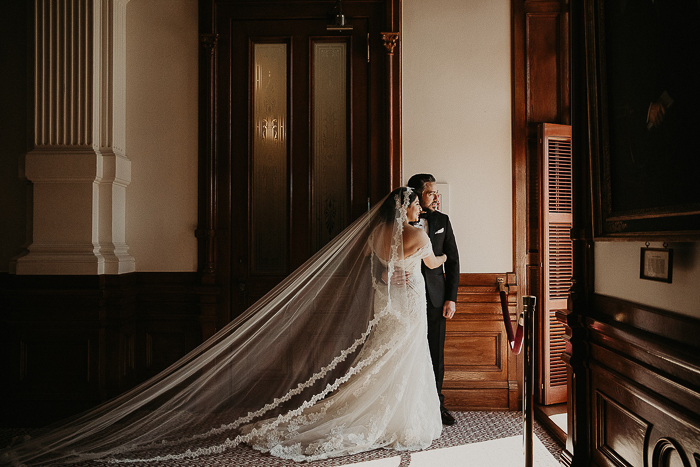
1, 191, 419, 466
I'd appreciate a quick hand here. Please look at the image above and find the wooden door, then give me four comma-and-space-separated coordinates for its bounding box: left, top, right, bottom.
199, 1, 400, 330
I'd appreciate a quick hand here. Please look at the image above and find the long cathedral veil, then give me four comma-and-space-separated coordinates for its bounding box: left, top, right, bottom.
1, 188, 418, 466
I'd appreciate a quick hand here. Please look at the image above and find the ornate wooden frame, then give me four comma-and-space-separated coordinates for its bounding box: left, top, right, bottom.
583, 0, 700, 240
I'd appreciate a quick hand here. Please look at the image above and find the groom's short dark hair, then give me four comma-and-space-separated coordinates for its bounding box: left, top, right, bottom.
406, 174, 436, 195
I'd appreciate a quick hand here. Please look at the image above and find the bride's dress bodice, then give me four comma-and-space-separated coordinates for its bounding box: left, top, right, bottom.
375, 240, 432, 309
244, 238, 442, 462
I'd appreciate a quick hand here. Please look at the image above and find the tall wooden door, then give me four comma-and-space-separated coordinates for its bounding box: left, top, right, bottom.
200, 1, 401, 330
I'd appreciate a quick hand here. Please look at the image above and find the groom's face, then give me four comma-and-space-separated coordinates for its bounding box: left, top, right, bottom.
419, 182, 439, 212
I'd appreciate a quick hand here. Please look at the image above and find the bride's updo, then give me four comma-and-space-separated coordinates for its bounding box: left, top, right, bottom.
378, 187, 417, 224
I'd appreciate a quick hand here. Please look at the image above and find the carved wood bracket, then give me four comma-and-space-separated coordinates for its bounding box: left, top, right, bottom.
381, 32, 400, 55
200, 33, 219, 55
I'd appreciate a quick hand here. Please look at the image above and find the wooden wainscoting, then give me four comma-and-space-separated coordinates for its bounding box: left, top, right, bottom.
586, 294, 700, 467
444, 273, 520, 411
0, 273, 219, 427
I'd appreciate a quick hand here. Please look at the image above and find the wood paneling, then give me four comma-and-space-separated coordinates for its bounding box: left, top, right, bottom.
444, 273, 519, 411
1, 270, 522, 421
584, 294, 700, 467
526, 12, 568, 124
0, 272, 218, 427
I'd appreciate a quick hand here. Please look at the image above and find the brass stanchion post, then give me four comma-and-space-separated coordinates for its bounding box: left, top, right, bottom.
522, 295, 536, 467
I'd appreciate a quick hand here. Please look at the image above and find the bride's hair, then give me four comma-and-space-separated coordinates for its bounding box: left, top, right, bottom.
378, 187, 416, 224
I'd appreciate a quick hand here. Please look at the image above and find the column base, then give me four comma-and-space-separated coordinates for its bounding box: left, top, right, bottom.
12, 243, 136, 275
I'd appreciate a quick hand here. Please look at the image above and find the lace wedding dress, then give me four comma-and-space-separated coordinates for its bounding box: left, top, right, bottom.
243, 241, 442, 462
1, 188, 441, 466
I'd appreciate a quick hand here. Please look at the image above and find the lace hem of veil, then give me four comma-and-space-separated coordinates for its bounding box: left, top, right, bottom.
98, 294, 404, 464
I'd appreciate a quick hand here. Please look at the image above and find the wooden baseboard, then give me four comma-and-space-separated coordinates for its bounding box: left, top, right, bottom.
558, 448, 574, 467
535, 403, 567, 445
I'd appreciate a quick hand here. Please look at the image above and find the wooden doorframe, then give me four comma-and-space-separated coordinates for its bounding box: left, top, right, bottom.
511, 0, 571, 408
196, 0, 402, 337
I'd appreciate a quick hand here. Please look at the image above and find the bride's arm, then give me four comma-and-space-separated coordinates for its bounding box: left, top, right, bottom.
423, 250, 447, 269
407, 229, 446, 269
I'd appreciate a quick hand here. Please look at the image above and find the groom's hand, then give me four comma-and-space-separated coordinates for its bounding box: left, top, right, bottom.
390, 270, 410, 286
381, 269, 410, 286
443, 300, 456, 319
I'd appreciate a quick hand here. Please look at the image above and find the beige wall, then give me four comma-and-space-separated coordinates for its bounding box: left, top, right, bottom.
402, 0, 513, 273
125, 0, 199, 272
595, 242, 700, 319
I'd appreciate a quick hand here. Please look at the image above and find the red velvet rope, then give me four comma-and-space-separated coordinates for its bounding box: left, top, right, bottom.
498, 280, 524, 354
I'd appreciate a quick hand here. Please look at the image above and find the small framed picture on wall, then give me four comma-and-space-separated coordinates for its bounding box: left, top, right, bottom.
640, 247, 673, 283
435, 183, 449, 215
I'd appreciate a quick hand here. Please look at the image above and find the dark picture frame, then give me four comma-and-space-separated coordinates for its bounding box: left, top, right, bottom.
640, 247, 673, 283
584, 0, 700, 240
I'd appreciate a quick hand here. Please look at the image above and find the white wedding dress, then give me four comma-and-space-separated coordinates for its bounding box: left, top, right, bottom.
243, 240, 442, 462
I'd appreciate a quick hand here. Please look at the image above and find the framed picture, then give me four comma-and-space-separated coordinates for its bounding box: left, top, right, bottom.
640, 247, 673, 283
435, 183, 449, 215
584, 0, 700, 239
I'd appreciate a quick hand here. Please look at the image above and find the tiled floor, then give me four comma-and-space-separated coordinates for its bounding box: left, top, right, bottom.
1, 411, 564, 466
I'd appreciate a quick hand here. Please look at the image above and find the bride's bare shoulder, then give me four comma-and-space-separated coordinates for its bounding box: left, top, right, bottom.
403, 225, 429, 248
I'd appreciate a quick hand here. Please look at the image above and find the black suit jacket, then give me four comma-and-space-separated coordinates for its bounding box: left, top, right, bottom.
421, 210, 460, 309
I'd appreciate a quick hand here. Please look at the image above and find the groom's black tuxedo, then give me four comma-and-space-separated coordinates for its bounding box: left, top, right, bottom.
421, 210, 460, 307
420, 210, 459, 408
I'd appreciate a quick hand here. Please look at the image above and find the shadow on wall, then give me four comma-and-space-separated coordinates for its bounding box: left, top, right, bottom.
0, 1, 31, 273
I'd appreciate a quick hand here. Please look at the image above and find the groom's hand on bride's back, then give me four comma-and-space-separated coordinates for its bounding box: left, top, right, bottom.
391, 270, 410, 286
381, 269, 410, 286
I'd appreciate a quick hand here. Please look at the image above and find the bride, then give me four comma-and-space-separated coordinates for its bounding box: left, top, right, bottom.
243, 187, 446, 461
1, 187, 447, 466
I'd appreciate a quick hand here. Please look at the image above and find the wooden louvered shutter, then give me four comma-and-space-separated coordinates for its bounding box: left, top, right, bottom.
539, 123, 572, 405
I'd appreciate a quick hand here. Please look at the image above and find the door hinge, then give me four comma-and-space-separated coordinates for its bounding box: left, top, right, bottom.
367, 33, 370, 62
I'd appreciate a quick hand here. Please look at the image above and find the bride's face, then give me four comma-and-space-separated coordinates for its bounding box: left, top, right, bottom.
406, 198, 421, 223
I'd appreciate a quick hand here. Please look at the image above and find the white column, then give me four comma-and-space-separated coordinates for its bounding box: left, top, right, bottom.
13, 0, 134, 275
96, 0, 134, 274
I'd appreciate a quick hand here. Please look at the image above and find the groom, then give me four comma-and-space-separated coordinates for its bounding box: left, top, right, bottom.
407, 174, 460, 426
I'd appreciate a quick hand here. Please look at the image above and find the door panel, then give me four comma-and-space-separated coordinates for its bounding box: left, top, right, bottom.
311, 39, 349, 250
251, 41, 289, 275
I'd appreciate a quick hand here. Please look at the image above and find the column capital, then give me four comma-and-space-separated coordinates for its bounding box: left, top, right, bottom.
200, 33, 219, 56
381, 32, 400, 55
